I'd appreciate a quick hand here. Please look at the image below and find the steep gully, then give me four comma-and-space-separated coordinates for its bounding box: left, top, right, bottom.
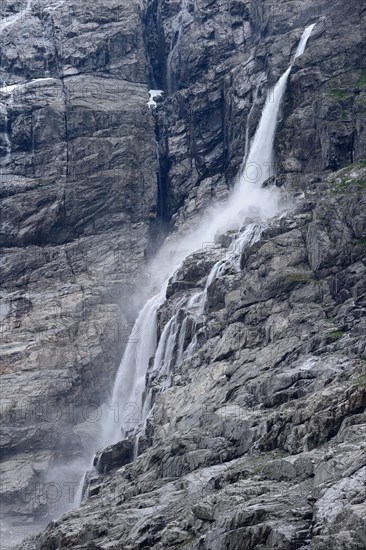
76, 24, 317, 505
0, 0, 32, 178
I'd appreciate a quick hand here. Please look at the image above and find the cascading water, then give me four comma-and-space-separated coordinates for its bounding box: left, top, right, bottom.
76, 22, 316, 504
0, 90, 14, 182
294, 24, 317, 58
103, 289, 166, 446
0, 106, 11, 167
139, 222, 264, 418
166, 0, 193, 94
243, 83, 262, 165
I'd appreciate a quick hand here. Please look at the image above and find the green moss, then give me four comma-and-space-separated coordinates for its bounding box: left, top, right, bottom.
353, 179, 366, 188
332, 178, 366, 193
328, 331, 345, 341
327, 89, 351, 100
357, 72, 366, 88
351, 375, 366, 388
354, 238, 366, 247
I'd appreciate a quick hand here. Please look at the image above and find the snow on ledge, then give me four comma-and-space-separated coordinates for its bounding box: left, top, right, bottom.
147, 89, 164, 109
0, 78, 58, 97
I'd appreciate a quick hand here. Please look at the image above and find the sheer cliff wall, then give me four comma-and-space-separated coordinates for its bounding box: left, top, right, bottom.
0, 0, 365, 546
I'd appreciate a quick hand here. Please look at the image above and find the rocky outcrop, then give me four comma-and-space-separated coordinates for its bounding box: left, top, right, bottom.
19, 161, 366, 549
1, 0, 365, 547
146, 0, 366, 229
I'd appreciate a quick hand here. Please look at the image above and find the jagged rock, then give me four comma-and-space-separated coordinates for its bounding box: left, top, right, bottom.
16, 162, 366, 550
0, 0, 157, 539
1, 0, 366, 547
93, 439, 133, 474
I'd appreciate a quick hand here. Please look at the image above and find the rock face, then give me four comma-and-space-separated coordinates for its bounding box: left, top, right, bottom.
146, 0, 366, 228
0, 0, 365, 548
18, 162, 366, 550
0, 0, 158, 544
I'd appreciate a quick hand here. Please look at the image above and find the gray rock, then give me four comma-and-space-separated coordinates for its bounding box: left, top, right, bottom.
1, 0, 365, 547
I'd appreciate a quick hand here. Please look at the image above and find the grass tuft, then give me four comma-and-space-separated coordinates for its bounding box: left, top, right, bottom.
357, 72, 366, 88
327, 89, 350, 100
328, 331, 345, 341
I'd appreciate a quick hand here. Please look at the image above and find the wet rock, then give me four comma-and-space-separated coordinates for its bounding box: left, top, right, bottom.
1, 0, 366, 547
93, 439, 134, 474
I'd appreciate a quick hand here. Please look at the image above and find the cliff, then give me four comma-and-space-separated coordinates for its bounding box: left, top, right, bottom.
0, 0, 365, 548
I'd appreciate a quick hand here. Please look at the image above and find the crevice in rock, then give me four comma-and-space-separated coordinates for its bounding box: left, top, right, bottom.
142, 0, 173, 258
41, 11, 71, 246
143, 0, 168, 91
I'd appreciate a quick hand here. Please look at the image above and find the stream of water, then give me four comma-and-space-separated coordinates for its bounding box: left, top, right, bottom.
76, 22, 316, 503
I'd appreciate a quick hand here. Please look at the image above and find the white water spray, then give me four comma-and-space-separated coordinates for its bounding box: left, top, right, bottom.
294, 24, 316, 58
102, 289, 166, 446
76, 22, 316, 503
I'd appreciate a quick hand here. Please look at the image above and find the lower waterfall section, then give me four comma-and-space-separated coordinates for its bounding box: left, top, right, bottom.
138, 222, 265, 430
77, 22, 316, 504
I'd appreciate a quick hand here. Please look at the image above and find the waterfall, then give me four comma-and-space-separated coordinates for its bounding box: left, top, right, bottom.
0, 107, 11, 167
102, 21, 316, 444
144, 222, 263, 381
76, 22, 316, 504
0, 90, 14, 182
166, 0, 193, 94
102, 289, 166, 446
243, 83, 262, 165
294, 24, 316, 58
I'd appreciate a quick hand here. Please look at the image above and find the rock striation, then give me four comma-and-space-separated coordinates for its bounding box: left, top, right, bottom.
0, 0, 365, 548
19, 162, 366, 549
146, 0, 366, 228
0, 0, 157, 543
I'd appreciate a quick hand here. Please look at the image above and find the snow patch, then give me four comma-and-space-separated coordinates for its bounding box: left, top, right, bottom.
0, 78, 57, 97
147, 90, 163, 109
